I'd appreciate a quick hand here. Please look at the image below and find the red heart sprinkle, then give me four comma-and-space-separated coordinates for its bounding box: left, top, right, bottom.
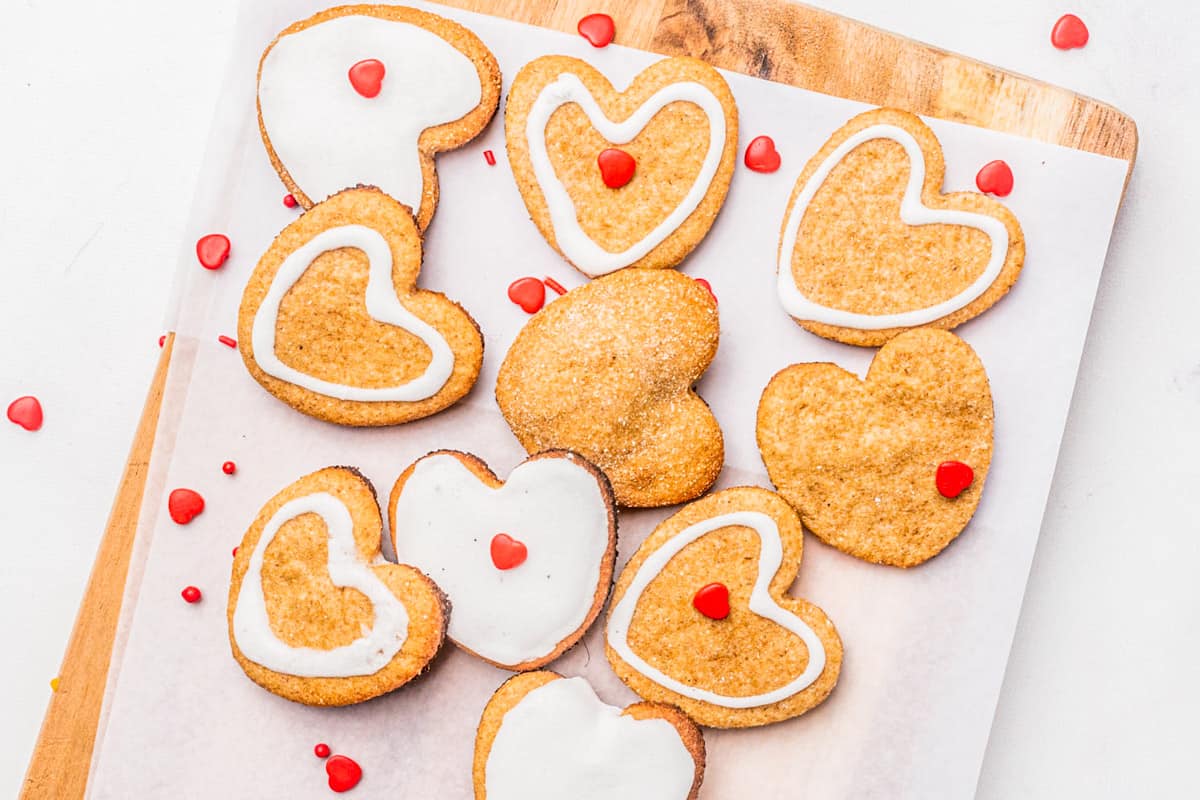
975, 160, 1014, 197
222, 461, 237, 475
936, 461, 975, 498
348, 59, 385, 98
283, 193, 298, 208
158, 334, 166, 348
597, 148, 636, 189
168, 488, 205, 525
693, 582, 730, 620
577, 13, 615, 47
694, 277, 717, 305
232, 546, 239, 557
508, 277, 546, 314
7, 396, 43, 431
181, 586, 202, 604
744, 135, 781, 173
326, 755, 363, 793
196, 234, 230, 270
490, 533, 528, 570
314, 743, 331, 759
1051, 14, 1089, 49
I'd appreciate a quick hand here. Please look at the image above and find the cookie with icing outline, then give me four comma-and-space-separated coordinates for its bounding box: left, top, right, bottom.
258, 4, 501, 229
237, 187, 483, 426
606, 486, 842, 728
227, 466, 448, 706
389, 449, 616, 671
496, 268, 723, 508
474, 671, 705, 800
505, 55, 738, 277
776, 107, 1025, 346
757, 328, 994, 567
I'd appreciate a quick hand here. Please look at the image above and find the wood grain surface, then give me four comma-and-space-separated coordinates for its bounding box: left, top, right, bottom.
21, 1, 1135, 797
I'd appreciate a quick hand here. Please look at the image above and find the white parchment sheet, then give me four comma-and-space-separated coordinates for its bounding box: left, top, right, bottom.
86, 2, 1130, 797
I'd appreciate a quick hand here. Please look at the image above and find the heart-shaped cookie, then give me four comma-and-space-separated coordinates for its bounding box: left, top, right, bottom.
258, 4, 500, 229
474, 671, 705, 800
757, 328, 994, 567
389, 450, 616, 671
496, 268, 723, 508
237, 187, 483, 427
228, 466, 447, 706
606, 487, 842, 728
776, 107, 1025, 346
505, 55, 738, 277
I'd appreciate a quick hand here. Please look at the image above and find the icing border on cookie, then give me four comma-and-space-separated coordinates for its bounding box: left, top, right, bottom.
250, 224, 454, 402
526, 71, 726, 277
777, 124, 1009, 330
232, 491, 409, 677
607, 511, 825, 708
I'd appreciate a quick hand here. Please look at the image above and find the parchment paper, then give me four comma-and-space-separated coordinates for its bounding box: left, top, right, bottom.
85, 2, 1130, 797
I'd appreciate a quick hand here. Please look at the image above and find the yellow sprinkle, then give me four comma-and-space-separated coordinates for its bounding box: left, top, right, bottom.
50, 677, 59, 692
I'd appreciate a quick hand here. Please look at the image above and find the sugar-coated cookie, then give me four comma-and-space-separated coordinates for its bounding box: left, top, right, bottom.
505, 55, 738, 277
606, 486, 842, 728
389, 449, 616, 671
237, 187, 483, 427
757, 328, 994, 567
496, 268, 723, 508
474, 671, 705, 800
258, 4, 501, 229
227, 466, 447, 706
776, 107, 1025, 346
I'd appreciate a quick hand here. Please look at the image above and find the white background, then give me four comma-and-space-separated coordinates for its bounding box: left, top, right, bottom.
0, 0, 1195, 797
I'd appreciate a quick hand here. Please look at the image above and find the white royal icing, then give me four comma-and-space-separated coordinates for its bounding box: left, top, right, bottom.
607, 511, 826, 708
231, 492, 409, 678
525, 70, 727, 277
777, 123, 1010, 329
392, 454, 610, 667
485, 677, 696, 800
259, 14, 482, 212
250, 224, 454, 402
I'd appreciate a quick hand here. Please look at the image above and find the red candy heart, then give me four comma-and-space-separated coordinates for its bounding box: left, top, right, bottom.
975, 160, 1014, 197
597, 148, 636, 189
936, 461, 975, 499
196, 234, 230, 270
692, 582, 730, 620
348, 59, 386, 98
325, 754, 363, 793
508, 277, 546, 314
7, 396, 43, 431
1051, 14, 1089, 50
577, 13, 615, 47
744, 135, 781, 173
694, 277, 717, 305
490, 533, 528, 570
168, 488, 205, 525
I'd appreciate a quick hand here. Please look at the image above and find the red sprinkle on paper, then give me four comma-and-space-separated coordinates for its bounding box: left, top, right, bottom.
744, 135, 782, 173
349, 59, 385, 98
326, 755, 363, 793
694, 277, 717, 305
936, 461, 975, 498
222, 461, 237, 475
693, 583, 730, 620
508, 277, 546, 314
218, 335, 237, 349
314, 743, 332, 759
168, 488, 205, 525
181, 586, 202, 604
975, 160, 1014, 197
597, 148, 636, 189
283, 193, 298, 208
159, 335, 166, 348
196, 234, 231, 270
7, 396, 44, 431
232, 546, 239, 557
543, 276, 567, 296
577, 13, 615, 47
1051, 14, 1089, 49
490, 533, 528, 570
484, 149, 497, 166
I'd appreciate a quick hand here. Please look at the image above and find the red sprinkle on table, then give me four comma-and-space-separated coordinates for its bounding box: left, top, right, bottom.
168, 488, 205, 525
1051, 14, 1089, 49
490, 533, 528, 571
283, 193, 298, 208
348, 59, 386, 98
232, 546, 239, 558
222, 461, 237, 475
975, 160, 1014, 197
483, 149, 497, 166
181, 586, 202, 604
159, 335, 166, 348
744, 135, 782, 173
597, 148, 636, 189
694, 277, 717, 305
577, 13, 615, 47
543, 276, 567, 296
936, 461, 975, 499
314, 743, 332, 759
218, 335, 237, 348
326, 755, 363, 793
196, 234, 231, 270
508, 277, 546, 314
7, 396, 44, 431
693, 583, 730, 620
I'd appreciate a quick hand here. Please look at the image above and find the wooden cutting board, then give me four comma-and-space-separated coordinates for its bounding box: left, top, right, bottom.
20, 1, 1136, 797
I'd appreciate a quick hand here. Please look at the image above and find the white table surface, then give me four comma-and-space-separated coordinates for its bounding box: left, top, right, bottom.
0, 0, 1195, 796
